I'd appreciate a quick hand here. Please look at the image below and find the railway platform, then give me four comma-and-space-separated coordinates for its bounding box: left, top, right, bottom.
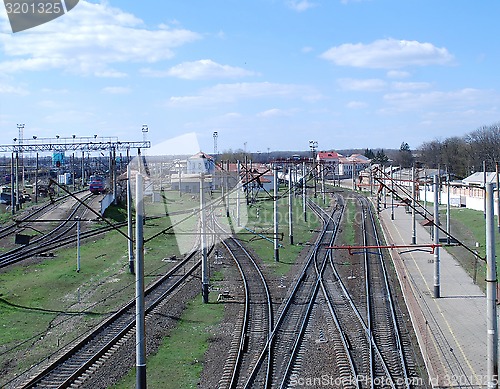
377, 202, 492, 388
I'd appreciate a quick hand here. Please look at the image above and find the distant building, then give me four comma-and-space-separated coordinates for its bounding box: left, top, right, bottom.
171, 151, 215, 193
187, 152, 215, 175
316, 151, 340, 178
338, 154, 371, 178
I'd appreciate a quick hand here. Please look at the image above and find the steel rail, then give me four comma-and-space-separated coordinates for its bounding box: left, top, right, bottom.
361, 197, 410, 388
16, 249, 204, 389
0, 193, 96, 267
278, 199, 345, 388
0, 190, 87, 239
243, 196, 343, 388
222, 236, 273, 389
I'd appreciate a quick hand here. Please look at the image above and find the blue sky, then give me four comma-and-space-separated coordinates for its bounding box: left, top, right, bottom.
1, 0, 500, 155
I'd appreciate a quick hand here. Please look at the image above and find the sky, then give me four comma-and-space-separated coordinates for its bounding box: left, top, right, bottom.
1, 0, 500, 156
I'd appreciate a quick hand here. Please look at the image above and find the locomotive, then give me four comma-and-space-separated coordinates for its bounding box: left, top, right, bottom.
89, 175, 106, 194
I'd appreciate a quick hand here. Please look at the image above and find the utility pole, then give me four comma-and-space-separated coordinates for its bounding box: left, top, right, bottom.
309, 140, 318, 198
213, 131, 218, 156
273, 165, 279, 261
178, 161, 182, 197
288, 166, 294, 245
321, 163, 326, 204
446, 167, 451, 244
352, 160, 355, 191
112, 147, 117, 205
237, 161, 241, 227
35, 153, 38, 203
225, 160, 230, 218
76, 216, 81, 272
390, 165, 394, 220
411, 164, 416, 244
433, 175, 440, 298
15, 150, 19, 210
244, 156, 249, 205
127, 164, 134, 274
17, 123, 24, 192
302, 161, 307, 222
485, 182, 498, 389
10, 152, 15, 215
496, 162, 500, 233
484, 160, 487, 219
135, 173, 146, 389
81, 151, 85, 188
200, 174, 209, 303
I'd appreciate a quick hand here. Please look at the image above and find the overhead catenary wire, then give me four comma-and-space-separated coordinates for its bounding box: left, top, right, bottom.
372, 166, 486, 262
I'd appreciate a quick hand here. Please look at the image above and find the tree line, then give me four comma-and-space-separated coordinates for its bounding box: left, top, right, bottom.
364, 122, 500, 179
417, 122, 500, 178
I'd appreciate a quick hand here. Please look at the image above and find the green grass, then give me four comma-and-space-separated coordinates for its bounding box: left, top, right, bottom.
441, 207, 500, 291
0, 191, 199, 386
235, 189, 321, 275
112, 292, 224, 389
342, 197, 357, 245
0, 186, 327, 387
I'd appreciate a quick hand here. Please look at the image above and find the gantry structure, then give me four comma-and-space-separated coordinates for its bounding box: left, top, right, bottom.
0, 136, 150, 153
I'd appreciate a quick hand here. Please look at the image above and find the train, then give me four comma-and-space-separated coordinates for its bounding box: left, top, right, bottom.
89, 175, 106, 194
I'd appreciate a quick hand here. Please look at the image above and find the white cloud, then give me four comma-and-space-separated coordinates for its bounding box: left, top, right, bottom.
167, 82, 323, 107
221, 112, 243, 119
346, 101, 368, 109
0, 81, 28, 95
387, 70, 411, 79
287, 0, 318, 12
320, 38, 454, 69
141, 59, 259, 80
381, 88, 496, 113
0, 1, 201, 76
337, 78, 387, 91
101, 86, 131, 94
391, 81, 431, 91
257, 108, 296, 117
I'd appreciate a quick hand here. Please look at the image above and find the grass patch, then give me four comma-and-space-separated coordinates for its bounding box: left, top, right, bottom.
112, 294, 224, 389
0, 189, 200, 386
235, 189, 321, 275
441, 207, 500, 291
340, 196, 357, 246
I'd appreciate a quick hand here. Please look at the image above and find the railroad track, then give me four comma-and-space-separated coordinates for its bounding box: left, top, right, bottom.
315, 194, 417, 389
275, 192, 424, 389
242, 194, 344, 388
0, 190, 87, 240
0, 193, 98, 267
217, 235, 274, 389
358, 196, 417, 387
12, 250, 204, 389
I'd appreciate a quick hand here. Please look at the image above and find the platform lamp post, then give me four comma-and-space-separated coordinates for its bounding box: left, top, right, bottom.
141, 124, 148, 150
288, 166, 294, 245
213, 131, 218, 157
10, 150, 15, 215
309, 140, 318, 198
17, 123, 24, 193
390, 165, 394, 220
273, 164, 279, 262
433, 175, 440, 298
302, 161, 307, 222
411, 164, 416, 245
